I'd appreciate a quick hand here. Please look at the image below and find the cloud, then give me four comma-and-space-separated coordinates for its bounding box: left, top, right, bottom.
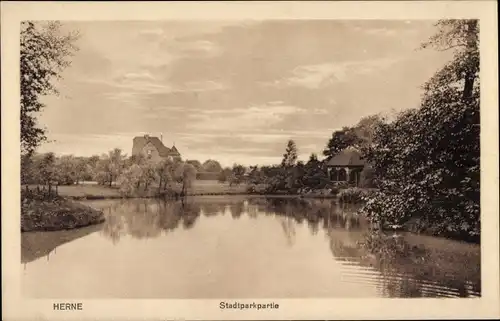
287, 63, 349, 88
180, 40, 221, 55
162, 39, 223, 59
179, 80, 227, 92
82, 73, 228, 107
121, 71, 156, 81
39, 20, 451, 167
187, 103, 307, 132
363, 28, 398, 37
267, 58, 400, 89
38, 133, 135, 157
312, 108, 329, 115
102, 91, 142, 106
138, 28, 165, 37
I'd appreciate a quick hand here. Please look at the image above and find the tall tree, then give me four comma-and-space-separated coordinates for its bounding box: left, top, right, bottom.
85, 155, 101, 181
202, 159, 223, 173
20, 21, 79, 156
96, 149, 126, 186
279, 140, 299, 191
56, 155, 76, 185
39, 152, 57, 195
301, 153, 329, 189
155, 158, 174, 191
108, 148, 126, 186
323, 127, 361, 159
352, 114, 387, 149
175, 163, 197, 196
323, 115, 386, 161
117, 164, 144, 196
247, 165, 265, 185
281, 140, 298, 168
421, 20, 479, 101
141, 160, 158, 191
186, 160, 203, 171
230, 164, 246, 186
362, 19, 480, 240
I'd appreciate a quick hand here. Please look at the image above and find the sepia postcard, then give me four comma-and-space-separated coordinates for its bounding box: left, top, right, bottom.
2, 1, 499, 320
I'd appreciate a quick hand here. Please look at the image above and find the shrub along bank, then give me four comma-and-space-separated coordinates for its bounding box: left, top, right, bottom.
21, 190, 105, 232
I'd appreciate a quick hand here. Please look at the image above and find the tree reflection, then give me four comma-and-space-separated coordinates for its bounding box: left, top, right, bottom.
246, 203, 258, 219
201, 203, 223, 217
157, 201, 183, 232
230, 201, 245, 219
280, 217, 296, 246
102, 213, 125, 244
98, 196, 480, 298
327, 230, 482, 298
180, 201, 201, 230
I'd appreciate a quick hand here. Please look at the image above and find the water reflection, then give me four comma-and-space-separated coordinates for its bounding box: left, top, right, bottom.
23, 197, 481, 298
91, 197, 481, 298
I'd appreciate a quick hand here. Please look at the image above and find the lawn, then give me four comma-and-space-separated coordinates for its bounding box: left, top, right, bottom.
27, 180, 249, 198
28, 183, 122, 198
188, 180, 249, 195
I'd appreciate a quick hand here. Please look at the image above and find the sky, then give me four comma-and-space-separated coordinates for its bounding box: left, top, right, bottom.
37, 20, 452, 167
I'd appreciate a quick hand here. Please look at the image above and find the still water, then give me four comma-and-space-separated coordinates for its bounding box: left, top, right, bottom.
21, 196, 481, 298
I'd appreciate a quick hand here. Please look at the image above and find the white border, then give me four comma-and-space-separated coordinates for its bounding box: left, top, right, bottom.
2, 1, 499, 320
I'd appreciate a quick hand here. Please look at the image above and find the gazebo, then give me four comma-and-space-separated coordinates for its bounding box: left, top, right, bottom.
325, 147, 366, 187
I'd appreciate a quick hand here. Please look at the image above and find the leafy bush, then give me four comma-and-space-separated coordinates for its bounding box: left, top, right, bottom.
360, 20, 480, 241
338, 187, 371, 204
247, 184, 267, 194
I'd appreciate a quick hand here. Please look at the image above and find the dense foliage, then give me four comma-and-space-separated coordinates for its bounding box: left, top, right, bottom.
323, 127, 361, 159
323, 115, 386, 159
360, 20, 480, 241
244, 142, 335, 194
20, 21, 79, 157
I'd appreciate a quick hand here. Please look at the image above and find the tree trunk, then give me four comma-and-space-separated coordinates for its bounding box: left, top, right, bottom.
463, 20, 478, 100
463, 75, 476, 99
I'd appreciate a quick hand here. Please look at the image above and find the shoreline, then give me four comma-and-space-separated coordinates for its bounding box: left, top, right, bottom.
20, 192, 341, 234
67, 192, 340, 201
21, 194, 106, 233
21, 192, 479, 244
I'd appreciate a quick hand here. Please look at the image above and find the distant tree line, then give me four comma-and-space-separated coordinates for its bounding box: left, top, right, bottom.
21, 149, 198, 197
236, 115, 381, 196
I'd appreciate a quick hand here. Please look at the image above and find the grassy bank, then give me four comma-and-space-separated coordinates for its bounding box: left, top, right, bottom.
29, 182, 377, 201
28, 183, 123, 199
21, 192, 105, 232
30, 180, 250, 199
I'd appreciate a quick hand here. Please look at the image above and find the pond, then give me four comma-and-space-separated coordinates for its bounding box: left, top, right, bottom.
21, 196, 481, 298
